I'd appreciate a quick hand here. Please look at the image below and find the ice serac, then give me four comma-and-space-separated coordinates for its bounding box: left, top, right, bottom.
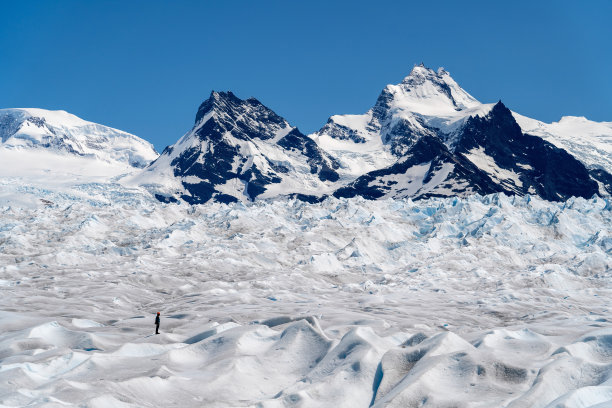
0, 108, 158, 168
142, 91, 340, 204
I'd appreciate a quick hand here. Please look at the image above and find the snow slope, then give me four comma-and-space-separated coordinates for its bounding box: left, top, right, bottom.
1, 177, 611, 407
0, 108, 158, 168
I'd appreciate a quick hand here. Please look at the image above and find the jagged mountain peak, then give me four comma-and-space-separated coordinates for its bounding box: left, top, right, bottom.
139, 91, 340, 204
196, 91, 262, 123
314, 66, 486, 175
402, 63, 443, 82
490, 100, 509, 113
454, 100, 603, 200
471, 100, 514, 123
192, 91, 288, 140
461, 101, 523, 143
403, 64, 449, 80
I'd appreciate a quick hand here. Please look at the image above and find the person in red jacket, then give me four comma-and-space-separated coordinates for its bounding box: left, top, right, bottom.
155, 312, 160, 335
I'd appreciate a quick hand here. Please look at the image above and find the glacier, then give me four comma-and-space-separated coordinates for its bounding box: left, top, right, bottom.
0, 175, 611, 407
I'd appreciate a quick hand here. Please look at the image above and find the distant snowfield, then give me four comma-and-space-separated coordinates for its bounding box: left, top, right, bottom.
1, 175, 612, 407
0, 109, 159, 169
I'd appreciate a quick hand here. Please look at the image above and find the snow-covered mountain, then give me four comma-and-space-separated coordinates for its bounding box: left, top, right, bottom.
314, 65, 611, 201
0, 108, 158, 168
2, 66, 610, 204
313, 64, 612, 176
312, 65, 490, 178
333, 102, 603, 201
134, 91, 340, 204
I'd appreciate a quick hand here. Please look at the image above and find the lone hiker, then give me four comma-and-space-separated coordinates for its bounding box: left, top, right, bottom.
155, 312, 160, 334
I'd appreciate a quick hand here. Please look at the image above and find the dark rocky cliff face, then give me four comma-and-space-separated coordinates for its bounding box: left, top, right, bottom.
589, 169, 612, 195
454, 102, 600, 201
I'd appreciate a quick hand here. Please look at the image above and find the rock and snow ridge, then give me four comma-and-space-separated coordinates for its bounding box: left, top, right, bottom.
0, 108, 159, 168
332, 102, 603, 201
1, 65, 611, 204
514, 113, 612, 173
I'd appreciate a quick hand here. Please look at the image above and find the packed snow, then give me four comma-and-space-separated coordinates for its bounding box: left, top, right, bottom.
383, 65, 481, 117
1, 174, 611, 407
463, 147, 523, 192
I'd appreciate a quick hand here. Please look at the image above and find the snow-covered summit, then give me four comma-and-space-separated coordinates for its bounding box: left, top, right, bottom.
309, 65, 612, 201
394, 64, 481, 115
0, 108, 158, 168
312, 65, 491, 178
193, 91, 289, 132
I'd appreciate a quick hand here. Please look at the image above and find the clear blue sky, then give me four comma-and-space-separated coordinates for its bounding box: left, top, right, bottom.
1, 0, 610, 151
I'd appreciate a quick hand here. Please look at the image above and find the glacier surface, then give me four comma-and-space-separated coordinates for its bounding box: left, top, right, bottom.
1, 176, 611, 407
